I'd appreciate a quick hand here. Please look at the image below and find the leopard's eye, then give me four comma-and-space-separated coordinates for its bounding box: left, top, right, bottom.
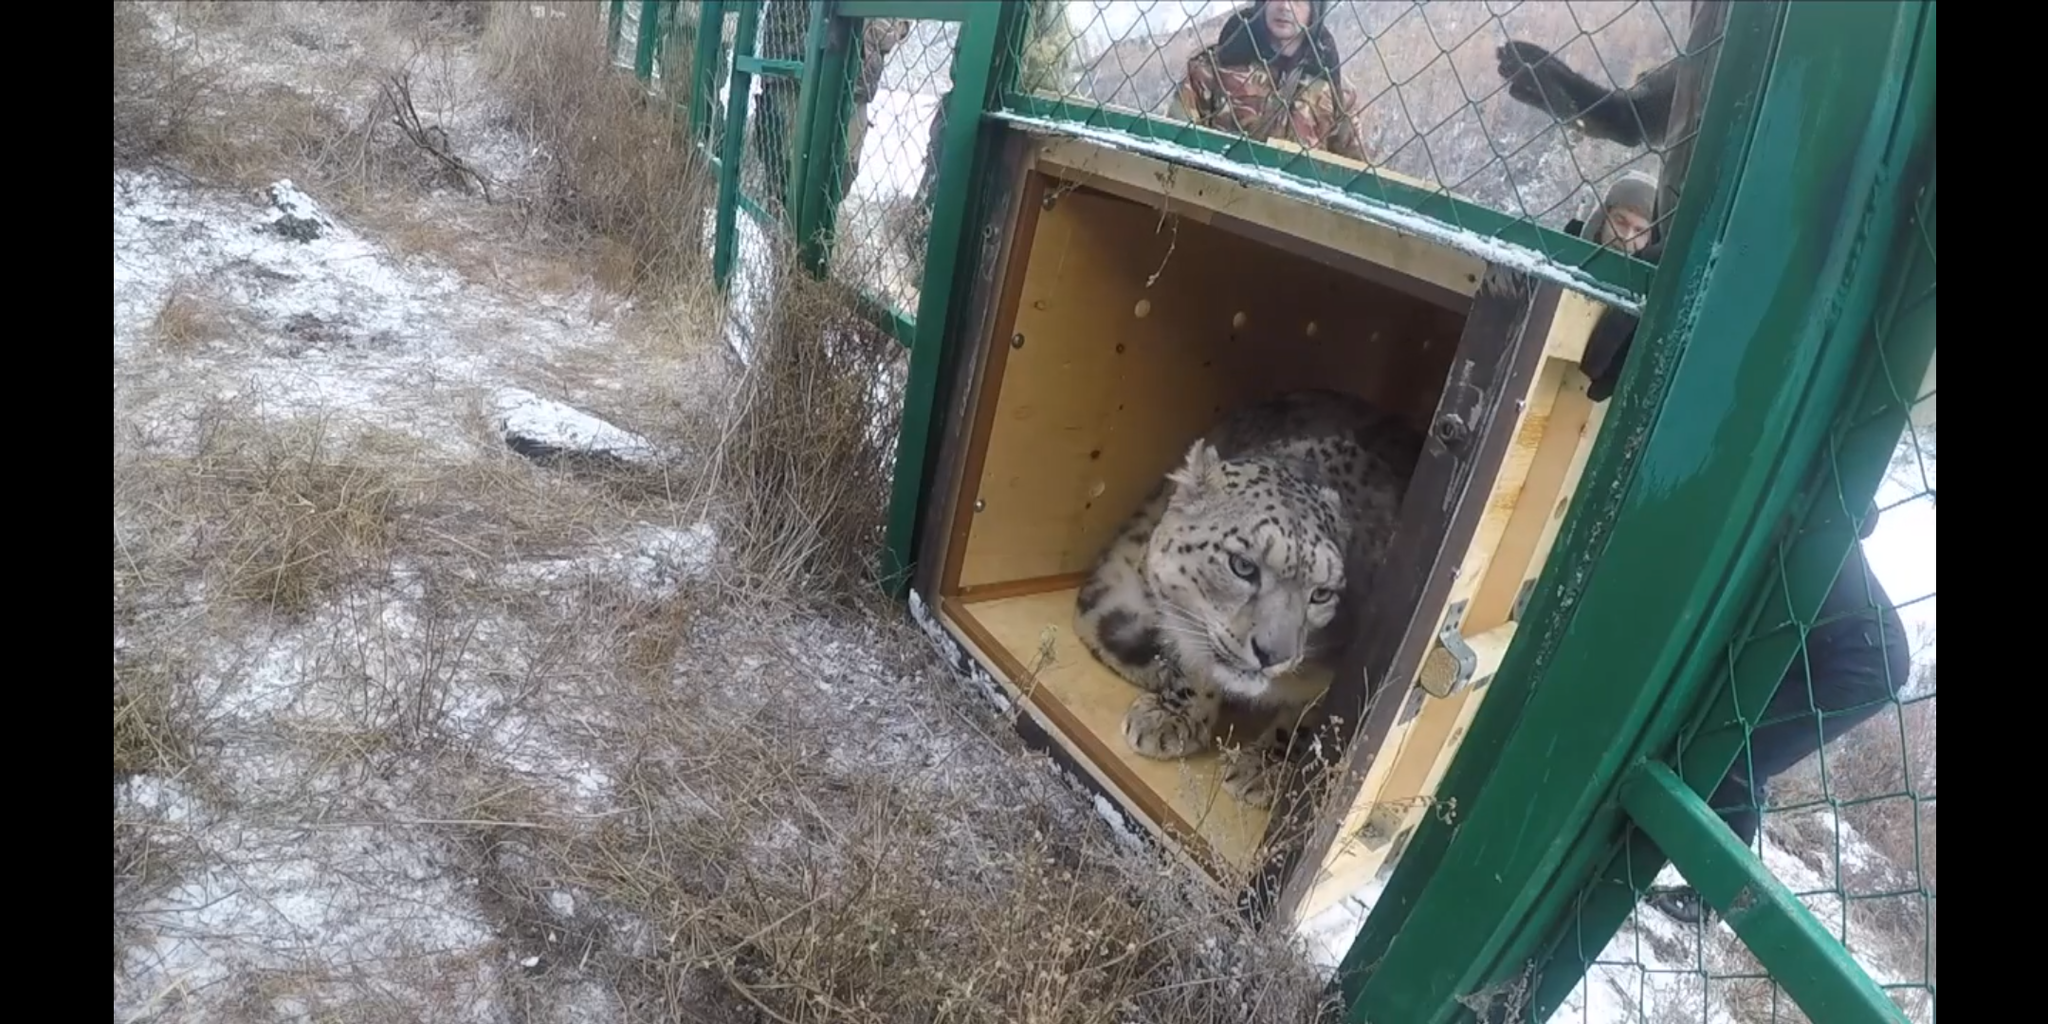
1309, 587, 1336, 605
1228, 552, 1258, 581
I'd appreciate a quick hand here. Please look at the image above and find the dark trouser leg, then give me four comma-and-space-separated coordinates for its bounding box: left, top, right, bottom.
1709, 646, 1902, 849
1654, 673, 1892, 925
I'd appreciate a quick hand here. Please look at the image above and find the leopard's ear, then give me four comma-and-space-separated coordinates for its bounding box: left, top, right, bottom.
1166, 440, 1224, 493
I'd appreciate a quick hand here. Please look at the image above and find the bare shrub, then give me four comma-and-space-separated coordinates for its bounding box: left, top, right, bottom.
481, 1, 715, 299
697, 250, 905, 608
114, 1, 221, 165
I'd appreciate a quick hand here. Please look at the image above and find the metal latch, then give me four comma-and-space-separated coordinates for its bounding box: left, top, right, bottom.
1417, 599, 1518, 700
1353, 804, 1405, 851
1419, 600, 1479, 699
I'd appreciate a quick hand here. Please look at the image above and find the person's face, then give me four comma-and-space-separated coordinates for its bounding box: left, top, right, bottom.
1263, 0, 1313, 44
1599, 204, 1653, 255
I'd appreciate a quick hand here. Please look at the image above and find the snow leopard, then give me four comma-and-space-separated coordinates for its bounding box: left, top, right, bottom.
1072, 388, 1422, 807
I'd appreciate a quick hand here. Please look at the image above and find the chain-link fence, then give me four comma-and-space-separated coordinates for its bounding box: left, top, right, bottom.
675, 5, 960, 358
999, 1, 1714, 307
1553, 179, 1937, 1024
819, 18, 959, 330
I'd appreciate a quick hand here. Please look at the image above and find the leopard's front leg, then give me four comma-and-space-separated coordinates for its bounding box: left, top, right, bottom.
1122, 667, 1219, 760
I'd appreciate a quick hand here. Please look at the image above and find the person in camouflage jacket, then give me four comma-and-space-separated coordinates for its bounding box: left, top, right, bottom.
1173, 1, 1370, 163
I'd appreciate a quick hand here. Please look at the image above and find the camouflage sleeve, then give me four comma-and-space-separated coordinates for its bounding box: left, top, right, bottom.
1324, 80, 1370, 163
1176, 53, 1218, 126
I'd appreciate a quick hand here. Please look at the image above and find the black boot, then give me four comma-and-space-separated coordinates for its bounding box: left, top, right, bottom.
1645, 885, 1713, 925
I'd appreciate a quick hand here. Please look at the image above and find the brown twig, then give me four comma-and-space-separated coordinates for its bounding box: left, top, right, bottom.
380, 71, 494, 203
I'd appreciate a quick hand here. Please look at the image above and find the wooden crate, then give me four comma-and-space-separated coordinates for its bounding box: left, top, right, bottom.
908, 133, 1610, 926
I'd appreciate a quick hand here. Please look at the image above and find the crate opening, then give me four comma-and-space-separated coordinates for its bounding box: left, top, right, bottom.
931, 170, 1482, 879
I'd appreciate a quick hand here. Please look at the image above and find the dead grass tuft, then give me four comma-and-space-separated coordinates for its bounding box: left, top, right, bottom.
158, 416, 404, 615
113, 649, 208, 964
114, 1, 223, 166
149, 279, 236, 349
113, 653, 201, 784
698, 252, 905, 609
481, 1, 715, 301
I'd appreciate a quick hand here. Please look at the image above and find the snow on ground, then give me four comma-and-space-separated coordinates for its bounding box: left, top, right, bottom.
114, 167, 646, 457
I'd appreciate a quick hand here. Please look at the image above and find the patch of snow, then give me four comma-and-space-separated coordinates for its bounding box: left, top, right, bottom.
1297, 878, 1385, 970
1091, 793, 1147, 852
546, 888, 577, 918
501, 522, 719, 601
492, 386, 660, 464
118, 775, 205, 829
115, 821, 499, 1023
114, 169, 630, 454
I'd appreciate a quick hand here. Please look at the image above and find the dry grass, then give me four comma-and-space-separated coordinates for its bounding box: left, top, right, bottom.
112, 401, 1337, 1023
114, 653, 202, 785
117, 0, 504, 206
697, 250, 905, 608
187, 418, 401, 615
433, 609, 1342, 1024
115, 1, 222, 165
480, 1, 716, 302
113, 648, 208, 966
149, 280, 236, 350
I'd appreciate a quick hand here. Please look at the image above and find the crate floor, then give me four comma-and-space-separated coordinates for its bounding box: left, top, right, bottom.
948, 586, 1324, 873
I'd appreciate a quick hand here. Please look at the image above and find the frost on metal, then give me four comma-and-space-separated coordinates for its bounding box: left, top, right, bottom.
991, 113, 1644, 314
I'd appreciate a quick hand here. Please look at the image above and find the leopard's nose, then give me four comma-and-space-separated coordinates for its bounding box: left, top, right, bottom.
1251, 639, 1279, 669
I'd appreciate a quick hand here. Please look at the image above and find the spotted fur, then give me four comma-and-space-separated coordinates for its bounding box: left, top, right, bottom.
1073, 389, 1422, 806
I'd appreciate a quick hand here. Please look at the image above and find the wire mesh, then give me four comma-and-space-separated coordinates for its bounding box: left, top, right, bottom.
1003, 1, 1714, 302
821, 17, 961, 328
1556, 186, 1937, 1024
737, 0, 812, 222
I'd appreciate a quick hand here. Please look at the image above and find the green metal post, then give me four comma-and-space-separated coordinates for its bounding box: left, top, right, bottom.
689, 0, 730, 145
632, 0, 662, 79
713, 1, 764, 292
1336, 2, 1938, 1020
607, 0, 626, 63
877, 4, 1017, 595
790, 2, 856, 275
1621, 764, 1909, 1023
